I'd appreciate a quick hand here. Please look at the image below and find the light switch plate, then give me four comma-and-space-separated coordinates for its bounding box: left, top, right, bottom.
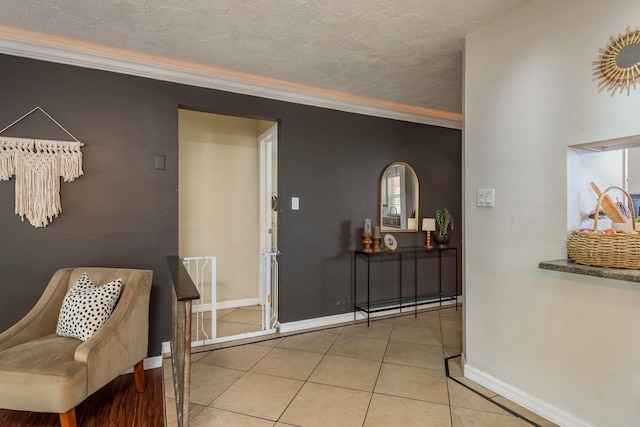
292, 197, 299, 210
477, 188, 495, 207
154, 155, 166, 170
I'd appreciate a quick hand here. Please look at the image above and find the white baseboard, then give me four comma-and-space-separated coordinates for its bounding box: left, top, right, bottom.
279, 298, 459, 333
464, 363, 593, 427
278, 312, 359, 333
121, 355, 163, 374
192, 298, 259, 313
217, 298, 260, 310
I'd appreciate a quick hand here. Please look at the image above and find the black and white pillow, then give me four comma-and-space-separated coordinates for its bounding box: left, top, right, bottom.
56, 273, 123, 341
66, 272, 95, 294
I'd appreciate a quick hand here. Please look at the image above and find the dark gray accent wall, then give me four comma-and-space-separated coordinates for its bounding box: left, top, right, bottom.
0, 54, 461, 355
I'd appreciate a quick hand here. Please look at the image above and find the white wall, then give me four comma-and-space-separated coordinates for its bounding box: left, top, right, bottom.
179, 110, 263, 303
567, 148, 624, 231
628, 148, 640, 195
464, 1, 640, 426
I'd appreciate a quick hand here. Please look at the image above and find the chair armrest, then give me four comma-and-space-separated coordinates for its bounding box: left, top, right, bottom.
74, 270, 152, 395
0, 268, 73, 352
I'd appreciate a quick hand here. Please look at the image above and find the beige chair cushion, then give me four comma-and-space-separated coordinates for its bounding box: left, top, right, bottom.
0, 334, 87, 412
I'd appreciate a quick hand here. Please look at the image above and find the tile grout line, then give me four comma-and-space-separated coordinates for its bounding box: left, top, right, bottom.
444, 354, 542, 427
439, 308, 456, 427
274, 327, 338, 426
339, 319, 378, 427
199, 344, 278, 417
359, 317, 395, 426
440, 305, 543, 425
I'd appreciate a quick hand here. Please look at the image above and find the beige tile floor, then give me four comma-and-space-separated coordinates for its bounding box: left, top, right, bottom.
166, 306, 557, 427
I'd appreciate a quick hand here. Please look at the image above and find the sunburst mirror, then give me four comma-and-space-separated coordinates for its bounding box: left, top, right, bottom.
594, 26, 640, 95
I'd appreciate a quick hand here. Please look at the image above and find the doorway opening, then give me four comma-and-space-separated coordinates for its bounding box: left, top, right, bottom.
178, 108, 279, 344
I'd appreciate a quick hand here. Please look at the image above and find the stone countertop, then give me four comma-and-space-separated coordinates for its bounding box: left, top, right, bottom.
539, 259, 640, 283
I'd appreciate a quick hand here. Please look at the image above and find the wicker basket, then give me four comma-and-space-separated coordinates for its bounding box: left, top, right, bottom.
566, 186, 640, 269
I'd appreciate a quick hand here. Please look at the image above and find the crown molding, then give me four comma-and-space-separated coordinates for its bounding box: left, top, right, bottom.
0, 25, 462, 130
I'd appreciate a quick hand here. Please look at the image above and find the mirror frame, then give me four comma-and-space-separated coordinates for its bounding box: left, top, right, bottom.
379, 162, 419, 233
594, 26, 640, 95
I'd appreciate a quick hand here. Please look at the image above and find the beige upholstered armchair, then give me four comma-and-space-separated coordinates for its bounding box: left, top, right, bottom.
0, 267, 152, 427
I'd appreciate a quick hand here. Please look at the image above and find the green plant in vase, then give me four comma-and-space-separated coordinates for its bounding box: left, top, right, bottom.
434, 208, 454, 247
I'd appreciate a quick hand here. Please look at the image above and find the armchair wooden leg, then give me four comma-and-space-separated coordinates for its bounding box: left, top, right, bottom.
134, 360, 146, 393
59, 407, 77, 427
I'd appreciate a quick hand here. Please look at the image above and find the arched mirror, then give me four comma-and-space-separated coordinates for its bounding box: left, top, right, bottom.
379, 162, 419, 232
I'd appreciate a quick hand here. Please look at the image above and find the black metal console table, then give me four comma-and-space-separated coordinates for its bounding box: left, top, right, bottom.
353, 246, 458, 326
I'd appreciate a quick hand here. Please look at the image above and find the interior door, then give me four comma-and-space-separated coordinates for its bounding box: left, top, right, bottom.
180, 110, 280, 344
259, 124, 279, 329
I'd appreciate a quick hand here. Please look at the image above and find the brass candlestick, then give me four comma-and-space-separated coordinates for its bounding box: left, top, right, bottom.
362, 233, 373, 253
424, 230, 433, 249
372, 235, 381, 252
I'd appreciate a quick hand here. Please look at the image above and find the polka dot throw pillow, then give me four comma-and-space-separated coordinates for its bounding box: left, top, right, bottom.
56, 273, 123, 341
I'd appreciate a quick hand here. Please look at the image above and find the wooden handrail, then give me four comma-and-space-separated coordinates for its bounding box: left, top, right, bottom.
167, 255, 201, 301
167, 255, 200, 427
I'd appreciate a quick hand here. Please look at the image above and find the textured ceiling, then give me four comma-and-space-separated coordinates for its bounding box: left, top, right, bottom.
0, 0, 530, 114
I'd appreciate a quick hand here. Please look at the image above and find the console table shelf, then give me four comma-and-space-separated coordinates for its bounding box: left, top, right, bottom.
353, 247, 458, 326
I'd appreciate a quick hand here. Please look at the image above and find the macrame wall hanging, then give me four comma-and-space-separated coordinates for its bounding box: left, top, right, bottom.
0, 107, 84, 228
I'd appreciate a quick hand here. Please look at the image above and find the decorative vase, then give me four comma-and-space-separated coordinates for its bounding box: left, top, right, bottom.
432, 233, 450, 248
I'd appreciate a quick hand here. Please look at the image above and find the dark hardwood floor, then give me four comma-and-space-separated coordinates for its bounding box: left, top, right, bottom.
0, 368, 164, 426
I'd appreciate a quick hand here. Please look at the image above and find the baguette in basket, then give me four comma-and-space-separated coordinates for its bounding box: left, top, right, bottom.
567, 186, 640, 269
